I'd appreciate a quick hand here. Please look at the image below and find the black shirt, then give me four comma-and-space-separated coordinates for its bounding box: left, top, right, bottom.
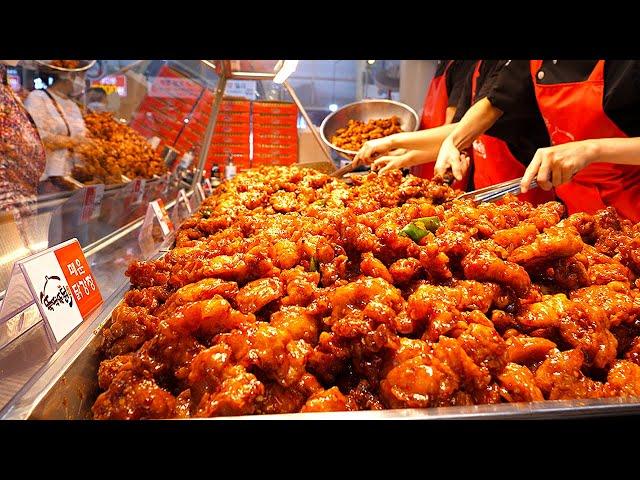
487, 60, 640, 138
453, 60, 551, 166
435, 60, 477, 108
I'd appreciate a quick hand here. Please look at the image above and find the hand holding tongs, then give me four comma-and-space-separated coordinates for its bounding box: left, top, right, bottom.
330, 160, 358, 178
330, 152, 383, 178
456, 177, 539, 203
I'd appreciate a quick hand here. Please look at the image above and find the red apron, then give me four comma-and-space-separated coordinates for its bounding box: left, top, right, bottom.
412, 61, 452, 179
414, 61, 470, 191
471, 61, 556, 205
531, 59, 640, 222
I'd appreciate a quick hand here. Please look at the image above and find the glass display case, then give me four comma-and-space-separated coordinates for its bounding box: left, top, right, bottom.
4, 60, 637, 421
0, 59, 340, 416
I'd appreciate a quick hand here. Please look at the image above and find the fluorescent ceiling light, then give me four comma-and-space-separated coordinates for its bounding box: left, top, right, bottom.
273, 60, 299, 84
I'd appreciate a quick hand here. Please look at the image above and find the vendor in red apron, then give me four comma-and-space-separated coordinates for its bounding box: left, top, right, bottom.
444, 60, 640, 222
436, 60, 556, 205
352, 60, 475, 184
520, 60, 640, 222
412, 60, 472, 178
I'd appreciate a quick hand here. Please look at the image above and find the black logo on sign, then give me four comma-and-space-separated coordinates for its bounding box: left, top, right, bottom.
39, 275, 73, 312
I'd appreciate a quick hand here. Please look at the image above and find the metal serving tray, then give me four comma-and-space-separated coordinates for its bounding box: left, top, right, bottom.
1, 281, 639, 420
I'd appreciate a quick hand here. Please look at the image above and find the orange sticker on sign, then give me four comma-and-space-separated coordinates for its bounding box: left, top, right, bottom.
54, 241, 103, 318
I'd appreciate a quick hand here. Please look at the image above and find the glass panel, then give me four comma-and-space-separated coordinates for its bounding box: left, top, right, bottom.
0, 60, 222, 294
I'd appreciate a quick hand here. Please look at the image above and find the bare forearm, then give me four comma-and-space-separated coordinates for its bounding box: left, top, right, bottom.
589, 137, 640, 166
404, 149, 438, 167
387, 123, 458, 152
449, 98, 503, 150
444, 106, 456, 124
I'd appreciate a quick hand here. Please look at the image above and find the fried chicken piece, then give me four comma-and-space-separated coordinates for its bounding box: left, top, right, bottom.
329, 277, 404, 329
126, 260, 170, 288
166, 296, 253, 337
221, 322, 311, 387
257, 381, 308, 414
157, 278, 239, 317
516, 293, 617, 369
185, 342, 268, 417
97, 353, 135, 389
508, 225, 584, 268
432, 336, 491, 394
380, 354, 460, 409
557, 302, 617, 370
307, 332, 352, 384
92, 370, 177, 420
560, 211, 595, 238
606, 360, 640, 397
280, 267, 321, 307
498, 363, 544, 402
587, 262, 633, 285
270, 306, 319, 344
193, 368, 265, 417
270, 191, 298, 213
570, 282, 640, 327
457, 323, 507, 376
345, 380, 385, 410
124, 286, 171, 313
136, 322, 205, 384
388, 257, 422, 285
270, 239, 301, 269
381, 337, 432, 377
526, 201, 565, 231
624, 337, 640, 365
516, 294, 572, 329
462, 248, 531, 296
100, 304, 159, 358
360, 252, 393, 284
505, 336, 557, 366
534, 349, 606, 400
406, 280, 499, 339
550, 255, 590, 290
301, 387, 349, 412
235, 277, 284, 314
380, 336, 489, 408
492, 222, 539, 252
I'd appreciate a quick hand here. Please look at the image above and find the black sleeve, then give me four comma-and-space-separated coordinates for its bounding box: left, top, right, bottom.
483, 60, 550, 161
447, 60, 476, 107
604, 60, 640, 137
452, 71, 473, 122
482, 60, 535, 116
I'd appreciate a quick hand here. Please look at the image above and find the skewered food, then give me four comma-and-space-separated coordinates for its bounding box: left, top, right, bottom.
92, 166, 640, 419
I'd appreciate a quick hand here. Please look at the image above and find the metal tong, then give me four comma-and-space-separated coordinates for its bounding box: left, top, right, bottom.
456, 177, 539, 203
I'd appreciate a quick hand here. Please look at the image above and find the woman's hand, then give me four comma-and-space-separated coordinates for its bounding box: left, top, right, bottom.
352, 136, 394, 167
370, 148, 413, 174
434, 135, 471, 181
521, 140, 598, 193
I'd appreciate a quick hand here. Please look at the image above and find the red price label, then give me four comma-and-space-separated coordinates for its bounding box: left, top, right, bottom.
54, 242, 102, 318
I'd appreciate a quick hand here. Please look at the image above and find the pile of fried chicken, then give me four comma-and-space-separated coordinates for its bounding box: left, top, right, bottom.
92, 166, 640, 419
330, 116, 403, 152
73, 111, 167, 184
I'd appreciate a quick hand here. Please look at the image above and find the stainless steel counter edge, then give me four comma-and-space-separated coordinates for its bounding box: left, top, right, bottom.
0, 280, 130, 419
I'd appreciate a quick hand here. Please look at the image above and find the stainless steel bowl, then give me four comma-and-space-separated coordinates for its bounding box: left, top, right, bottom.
35, 60, 97, 73
320, 99, 420, 160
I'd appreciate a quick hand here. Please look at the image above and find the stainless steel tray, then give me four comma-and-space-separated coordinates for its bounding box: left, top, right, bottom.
4, 286, 640, 419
